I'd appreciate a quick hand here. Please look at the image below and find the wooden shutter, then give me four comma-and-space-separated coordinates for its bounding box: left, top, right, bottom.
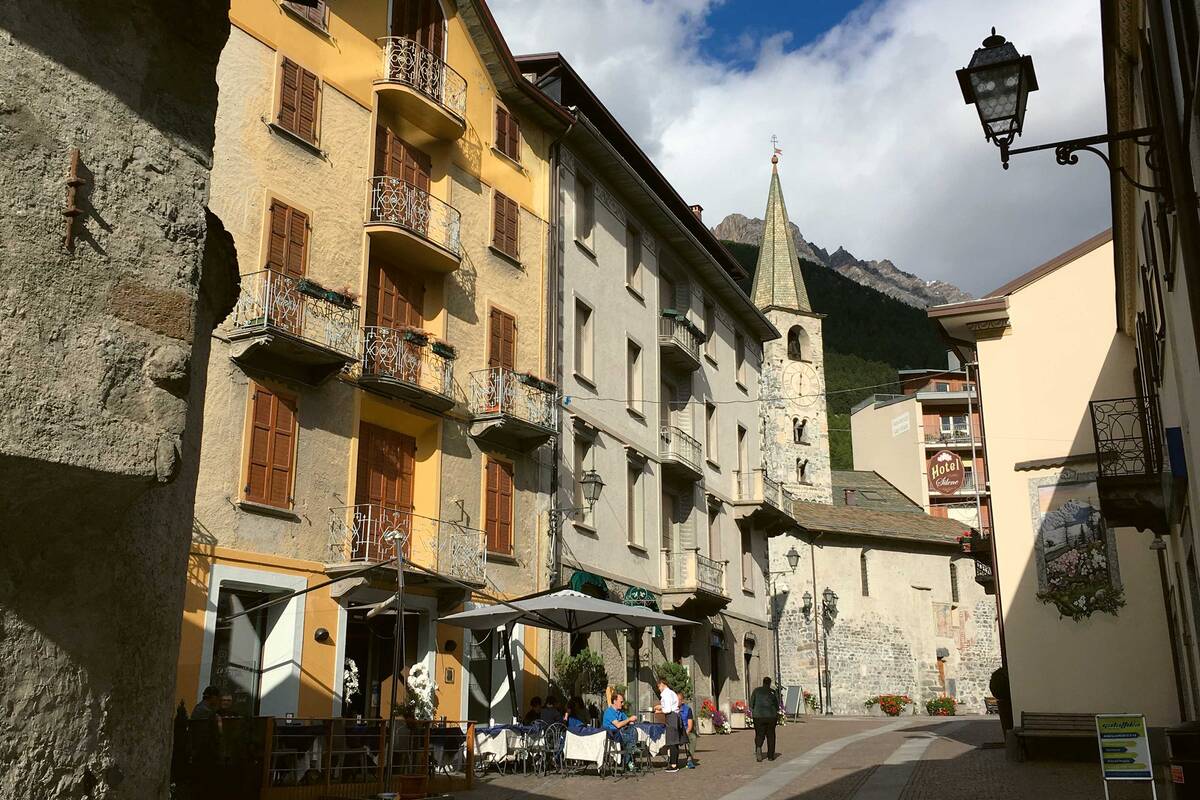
492, 192, 519, 258
285, 0, 327, 29
507, 113, 521, 160
495, 106, 510, 157
367, 262, 424, 329
393, 0, 445, 55
298, 68, 320, 143
266, 200, 308, 277
245, 385, 297, 508
485, 459, 514, 554
487, 307, 516, 370
355, 423, 417, 557
278, 58, 319, 142
495, 106, 521, 160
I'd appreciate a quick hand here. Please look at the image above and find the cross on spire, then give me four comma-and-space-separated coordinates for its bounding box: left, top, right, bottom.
770, 134, 782, 165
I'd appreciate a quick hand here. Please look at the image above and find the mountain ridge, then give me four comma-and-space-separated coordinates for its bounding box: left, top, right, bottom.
713, 213, 972, 308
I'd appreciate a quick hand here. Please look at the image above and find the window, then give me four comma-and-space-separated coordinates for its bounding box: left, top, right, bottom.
265, 199, 309, 277
734, 333, 746, 385
787, 326, 809, 362
574, 437, 594, 527
574, 299, 594, 381
625, 224, 643, 292
950, 562, 960, 603
283, 0, 328, 30
277, 57, 321, 144
705, 403, 718, 462
626, 339, 643, 413
627, 463, 644, 547
793, 417, 808, 444
210, 587, 269, 716
575, 174, 595, 246
708, 505, 721, 560
494, 105, 521, 161
796, 458, 809, 485
703, 301, 717, 358
244, 384, 298, 509
741, 524, 753, 592
736, 425, 747, 475
484, 458, 514, 554
963, 465, 975, 490
487, 307, 516, 370
934, 382, 951, 392
941, 414, 969, 439
492, 191, 520, 260
860, 551, 870, 597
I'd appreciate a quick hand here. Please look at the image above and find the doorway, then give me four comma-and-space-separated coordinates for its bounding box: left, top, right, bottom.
342, 610, 420, 719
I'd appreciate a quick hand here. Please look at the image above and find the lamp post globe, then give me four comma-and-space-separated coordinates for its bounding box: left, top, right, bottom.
823, 587, 838, 616
956, 27, 1039, 167
801, 591, 813, 617
581, 469, 604, 507
785, 546, 801, 572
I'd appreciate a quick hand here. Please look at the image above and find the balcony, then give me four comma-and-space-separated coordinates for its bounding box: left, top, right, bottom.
659, 425, 702, 482
327, 504, 486, 587
967, 528, 996, 595
914, 387, 977, 406
658, 312, 702, 372
660, 548, 730, 618
358, 327, 455, 413
924, 430, 981, 448
1089, 395, 1170, 534
375, 37, 467, 140
468, 367, 559, 450
732, 469, 796, 531
228, 269, 358, 385
366, 177, 462, 272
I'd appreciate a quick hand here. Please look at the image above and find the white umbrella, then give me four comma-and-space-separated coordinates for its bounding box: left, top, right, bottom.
438, 589, 694, 633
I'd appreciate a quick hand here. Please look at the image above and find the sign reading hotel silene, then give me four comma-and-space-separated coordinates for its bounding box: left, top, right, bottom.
928, 450, 965, 495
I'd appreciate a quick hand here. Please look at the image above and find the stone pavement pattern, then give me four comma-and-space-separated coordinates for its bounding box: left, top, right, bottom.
457, 717, 1168, 800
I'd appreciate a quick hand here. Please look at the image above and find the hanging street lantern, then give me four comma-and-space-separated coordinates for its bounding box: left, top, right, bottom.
957, 28, 1038, 168
786, 546, 801, 572
580, 468, 605, 508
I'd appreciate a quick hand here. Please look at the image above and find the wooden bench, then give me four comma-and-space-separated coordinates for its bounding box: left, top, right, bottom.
1013, 712, 1096, 761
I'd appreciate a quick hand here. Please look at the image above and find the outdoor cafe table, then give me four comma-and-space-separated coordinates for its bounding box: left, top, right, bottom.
474, 724, 532, 767
563, 726, 609, 770
633, 722, 666, 756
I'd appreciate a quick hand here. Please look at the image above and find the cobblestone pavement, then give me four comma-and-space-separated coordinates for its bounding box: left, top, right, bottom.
455, 716, 1169, 800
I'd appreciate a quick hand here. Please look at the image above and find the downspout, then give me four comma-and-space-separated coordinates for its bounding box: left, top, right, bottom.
547, 119, 574, 591
969, 357, 1008, 673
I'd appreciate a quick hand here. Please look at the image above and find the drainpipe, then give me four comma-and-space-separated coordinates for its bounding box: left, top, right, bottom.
547, 121, 572, 591
968, 359, 1008, 675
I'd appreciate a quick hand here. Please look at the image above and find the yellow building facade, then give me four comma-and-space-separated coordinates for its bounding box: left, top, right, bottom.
177, 0, 568, 727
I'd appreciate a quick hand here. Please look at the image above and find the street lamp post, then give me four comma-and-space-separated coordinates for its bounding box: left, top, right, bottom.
820, 588, 838, 715
767, 546, 802, 687
549, 468, 605, 587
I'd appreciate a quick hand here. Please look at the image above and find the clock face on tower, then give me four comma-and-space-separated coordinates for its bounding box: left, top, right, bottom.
783, 361, 822, 408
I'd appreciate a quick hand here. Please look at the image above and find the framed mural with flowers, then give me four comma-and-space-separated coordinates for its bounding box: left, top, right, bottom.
1028, 471, 1124, 620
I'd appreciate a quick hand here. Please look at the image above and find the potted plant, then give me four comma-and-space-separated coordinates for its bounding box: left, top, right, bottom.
698, 699, 717, 734
430, 339, 456, 360
990, 667, 1013, 733
712, 709, 729, 734
925, 696, 958, 716
731, 700, 750, 729
802, 690, 819, 714
863, 694, 913, 717
400, 326, 431, 346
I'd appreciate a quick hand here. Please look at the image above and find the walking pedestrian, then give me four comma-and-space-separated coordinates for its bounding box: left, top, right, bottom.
750, 677, 781, 762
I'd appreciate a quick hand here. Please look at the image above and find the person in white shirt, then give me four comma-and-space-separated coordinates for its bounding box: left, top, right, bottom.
653, 678, 682, 772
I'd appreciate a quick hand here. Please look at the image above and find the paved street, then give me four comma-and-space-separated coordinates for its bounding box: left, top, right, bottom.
457, 717, 1167, 800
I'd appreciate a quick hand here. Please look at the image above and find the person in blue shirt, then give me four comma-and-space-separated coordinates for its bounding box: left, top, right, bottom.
566, 697, 588, 730
678, 691, 697, 768
602, 692, 639, 768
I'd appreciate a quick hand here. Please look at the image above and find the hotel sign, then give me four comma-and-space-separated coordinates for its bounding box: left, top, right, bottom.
929, 450, 965, 495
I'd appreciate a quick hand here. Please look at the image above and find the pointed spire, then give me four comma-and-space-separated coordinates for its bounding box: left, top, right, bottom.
750, 154, 812, 314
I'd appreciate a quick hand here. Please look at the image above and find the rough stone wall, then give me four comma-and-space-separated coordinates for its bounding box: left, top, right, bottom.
0, 2, 234, 797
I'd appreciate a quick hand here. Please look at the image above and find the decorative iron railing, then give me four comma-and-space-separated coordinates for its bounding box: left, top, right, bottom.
380, 36, 468, 120
663, 548, 725, 596
658, 314, 702, 361
924, 430, 978, 445
329, 504, 486, 585
230, 269, 359, 358
660, 425, 702, 473
368, 176, 462, 257
468, 367, 559, 432
1089, 395, 1164, 478
359, 327, 454, 400
734, 469, 784, 511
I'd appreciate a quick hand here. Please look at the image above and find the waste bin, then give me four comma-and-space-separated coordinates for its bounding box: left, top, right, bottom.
1167, 721, 1200, 798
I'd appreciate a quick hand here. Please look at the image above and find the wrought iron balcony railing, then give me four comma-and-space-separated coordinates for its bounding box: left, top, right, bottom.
736, 469, 785, 509
230, 269, 358, 358
660, 425, 702, 473
658, 313, 702, 362
663, 548, 725, 596
380, 36, 467, 120
328, 504, 486, 585
359, 327, 454, 401
1089, 395, 1164, 478
924, 430, 979, 446
469, 367, 559, 432
368, 176, 462, 257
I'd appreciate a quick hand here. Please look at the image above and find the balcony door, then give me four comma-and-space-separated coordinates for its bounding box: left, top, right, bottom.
374, 127, 431, 234
391, 0, 445, 59
355, 422, 416, 561
366, 262, 424, 383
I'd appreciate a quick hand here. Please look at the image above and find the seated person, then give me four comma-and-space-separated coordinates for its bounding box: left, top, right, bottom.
540, 696, 563, 725
602, 692, 639, 767
565, 698, 588, 731
523, 696, 544, 726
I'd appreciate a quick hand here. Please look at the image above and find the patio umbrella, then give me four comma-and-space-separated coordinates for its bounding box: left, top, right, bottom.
439, 589, 694, 721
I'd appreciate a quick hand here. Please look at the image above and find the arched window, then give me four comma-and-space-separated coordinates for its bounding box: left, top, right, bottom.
950, 562, 960, 603
787, 326, 811, 362
792, 417, 801, 444
796, 458, 809, 484
860, 551, 870, 597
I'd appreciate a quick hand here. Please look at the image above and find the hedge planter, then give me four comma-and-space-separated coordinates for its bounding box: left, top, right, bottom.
698, 717, 714, 735
730, 712, 747, 729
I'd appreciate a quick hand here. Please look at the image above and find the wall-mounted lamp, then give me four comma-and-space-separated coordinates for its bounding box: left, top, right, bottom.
313, 627, 330, 643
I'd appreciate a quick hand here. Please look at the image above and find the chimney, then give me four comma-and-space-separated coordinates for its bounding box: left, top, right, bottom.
689, 204, 703, 221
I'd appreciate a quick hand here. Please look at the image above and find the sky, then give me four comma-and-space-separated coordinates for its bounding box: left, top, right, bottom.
488, 0, 1110, 297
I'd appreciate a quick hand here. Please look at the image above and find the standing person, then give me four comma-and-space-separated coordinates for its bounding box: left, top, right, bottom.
653, 678, 682, 772
750, 677, 781, 762
679, 692, 697, 768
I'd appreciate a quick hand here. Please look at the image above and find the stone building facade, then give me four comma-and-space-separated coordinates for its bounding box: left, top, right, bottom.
0, 1, 237, 797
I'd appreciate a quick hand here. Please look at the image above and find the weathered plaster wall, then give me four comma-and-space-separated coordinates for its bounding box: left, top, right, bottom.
851, 395, 925, 505
0, 3, 234, 796
774, 536, 1000, 716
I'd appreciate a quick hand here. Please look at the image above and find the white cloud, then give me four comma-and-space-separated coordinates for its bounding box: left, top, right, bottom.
489, 0, 1108, 296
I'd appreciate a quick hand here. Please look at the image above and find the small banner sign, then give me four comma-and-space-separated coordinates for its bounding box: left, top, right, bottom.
1095, 714, 1154, 782
928, 449, 965, 495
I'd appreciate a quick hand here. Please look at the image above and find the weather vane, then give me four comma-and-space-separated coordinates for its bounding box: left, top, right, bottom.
770, 134, 782, 163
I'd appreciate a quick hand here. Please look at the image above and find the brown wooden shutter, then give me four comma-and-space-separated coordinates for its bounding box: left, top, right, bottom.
285, 0, 327, 28
298, 68, 320, 143
504, 196, 519, 258
278, 58, 301, 134
492, 193, 507, 252
507, 113, 521, 160
487, 308, 516, 370
285, 207, 308, 277
495, 106, 509, 156
245, 385, 297, 508
485, 459, 514, 554
265, 200, 307, 277
488, 308, 503, 369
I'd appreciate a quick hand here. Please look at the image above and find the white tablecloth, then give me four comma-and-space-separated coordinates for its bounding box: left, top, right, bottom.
635, 726, 666, 756
475, 729, 521, 763
563, 730, 608, 769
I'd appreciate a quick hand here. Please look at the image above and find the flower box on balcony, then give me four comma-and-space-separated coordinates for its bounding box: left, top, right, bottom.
295, 278, 356, 310
518, 373, 557, 394
401, 327, 431, 346
430, 340, 456, 360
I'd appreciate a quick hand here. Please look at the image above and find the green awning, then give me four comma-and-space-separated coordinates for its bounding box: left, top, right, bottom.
569, 570, 609, 598
623, 586, 662, 638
